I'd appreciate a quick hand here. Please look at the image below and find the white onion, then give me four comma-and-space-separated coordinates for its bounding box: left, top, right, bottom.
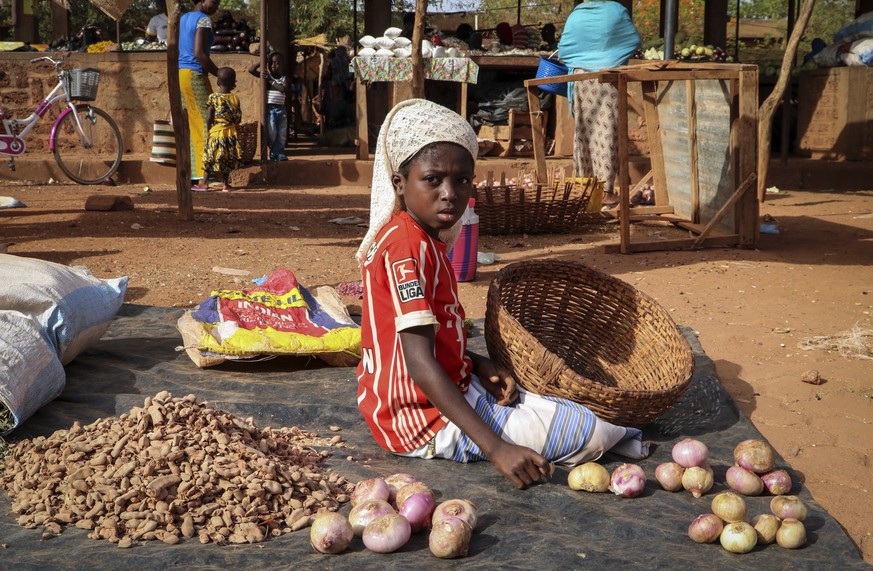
711, 491, 748, 523
681, 465, 713, 498
429, 516, 473, 558
432, 499, 478, 531
671, 438, 709, 468
384, 472, 417, 504
348, 499, 395, 536
733, 439, 776, 474
726, 465, 764, 496
568, 462, 611, 492
399, 492, 436, 533
688, 513, 723, 543
770, 495, 808, 521
609, 463, 646, 498
310, 512, 353, 554
655, 462, 685, 492
720, 521, 757, 554
362, 513, 411, 553
750, 513, 781, 545
761, 469, 792, 495
776, 517, 806, 549
351, 477, 390, 506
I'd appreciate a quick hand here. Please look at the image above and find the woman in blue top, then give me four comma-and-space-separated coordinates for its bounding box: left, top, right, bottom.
557, 1, 640, 206
179, 0, 221, 185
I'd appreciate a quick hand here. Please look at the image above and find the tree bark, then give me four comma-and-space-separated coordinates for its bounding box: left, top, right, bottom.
166, 0, 194, 220
411, 0, 428, 99
757, 0, 816, 202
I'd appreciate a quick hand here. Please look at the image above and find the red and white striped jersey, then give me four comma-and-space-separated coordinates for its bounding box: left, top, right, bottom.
356, 211, 472, 453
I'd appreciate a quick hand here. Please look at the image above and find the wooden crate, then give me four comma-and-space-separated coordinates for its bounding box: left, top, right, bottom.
796, 66, 873, 161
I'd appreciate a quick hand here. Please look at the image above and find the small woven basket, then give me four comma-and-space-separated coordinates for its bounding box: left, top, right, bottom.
484, 260, 694, 427
65, 68, 100, 101
472, 177, 601, 235
238, 122, 258, 163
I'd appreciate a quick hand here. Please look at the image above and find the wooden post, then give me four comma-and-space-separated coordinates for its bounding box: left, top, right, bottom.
411, 0, 428, 98
260, 0, 269, 164
166, 0, 193, 221
642, 81, 669, 206
617, 75, 631, 254
355, 74, 369, 159
527, 87, 547, 183
50, 1, 69, 43
686, 81, 700, 223
738, 70, 759, 246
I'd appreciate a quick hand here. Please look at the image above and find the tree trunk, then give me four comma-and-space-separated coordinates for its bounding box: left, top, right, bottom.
411, 1, 428, 99
757, 0, 816, 202
166, 0, 194, 220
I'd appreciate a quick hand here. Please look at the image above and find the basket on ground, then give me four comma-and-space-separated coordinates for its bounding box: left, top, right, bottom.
484, 260, 694, 427
472, 177, 601, 235
238, 122, 258, 163
65, 68, 101, 101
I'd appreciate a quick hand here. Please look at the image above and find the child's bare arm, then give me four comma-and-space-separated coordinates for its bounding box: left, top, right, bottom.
247, 61, 260, 77
399, 326, 550, 488
206, 106, 215, 129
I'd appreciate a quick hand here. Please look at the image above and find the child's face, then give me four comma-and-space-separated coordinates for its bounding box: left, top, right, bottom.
270, 56, 283, 75
393, 144, 474, 240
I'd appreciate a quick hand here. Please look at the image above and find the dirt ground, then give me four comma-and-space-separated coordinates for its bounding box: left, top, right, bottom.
1, 180, 871, 563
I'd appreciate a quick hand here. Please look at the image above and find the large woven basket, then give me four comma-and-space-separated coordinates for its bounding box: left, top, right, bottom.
472, 177, 601, 235
484, 260, 694, 427
238, 122, 258, 163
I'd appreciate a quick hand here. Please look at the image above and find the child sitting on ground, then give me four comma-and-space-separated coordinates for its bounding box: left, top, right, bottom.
355, 99, 650, 488
248, 52, 288, 161
196, 67, 242, 192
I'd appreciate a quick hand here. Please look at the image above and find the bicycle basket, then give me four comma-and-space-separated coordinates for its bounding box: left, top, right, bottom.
65, 68, 101, 101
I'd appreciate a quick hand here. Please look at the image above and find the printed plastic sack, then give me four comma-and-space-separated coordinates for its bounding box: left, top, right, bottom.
177, 268, 360, 367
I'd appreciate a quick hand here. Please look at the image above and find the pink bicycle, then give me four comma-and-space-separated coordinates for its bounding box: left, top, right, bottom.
0, 55, 122, 185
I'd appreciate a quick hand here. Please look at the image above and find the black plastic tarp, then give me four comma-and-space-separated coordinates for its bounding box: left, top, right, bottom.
0, 305, 866, 569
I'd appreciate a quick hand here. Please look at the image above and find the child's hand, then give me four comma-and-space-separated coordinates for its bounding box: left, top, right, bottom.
490, 441, 552, 489
260, 70, 270, 80
476, 358, 518, 405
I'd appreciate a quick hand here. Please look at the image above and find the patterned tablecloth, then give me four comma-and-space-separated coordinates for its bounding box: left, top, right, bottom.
352, 57, 479, 84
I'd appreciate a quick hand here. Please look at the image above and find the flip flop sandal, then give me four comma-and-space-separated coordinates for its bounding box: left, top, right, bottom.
191, 185, 209, 192
221, 187, 234, 193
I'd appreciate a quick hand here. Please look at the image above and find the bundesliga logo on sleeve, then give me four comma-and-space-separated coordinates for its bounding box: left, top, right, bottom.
392, 258, 424, 302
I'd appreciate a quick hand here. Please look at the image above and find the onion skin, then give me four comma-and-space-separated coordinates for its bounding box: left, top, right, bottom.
310, 512, 354, 554
609, 463, 646, 498
396, 481, 434, 510
733, 439, 776, 474
568, 462, 611, 493
720, 521, 758, 554
711, 491, 748, 523
351, 477, 390, 506
776, 517, 807, 549
761, 469, 792, 495
348, 499, 395, 536
429, 516, 473, 558
362, 513, 411, 553
770, 495, 808, 521
751, 513, 781, 545
432, 499, 478, 531
671, 438, 709, 468
384, 473, 417, 504
688, 513, 723, 543
681, 465, 714, 498
655, 462, 685, 492
398, 492, 436, 533
726, 465, 764, 496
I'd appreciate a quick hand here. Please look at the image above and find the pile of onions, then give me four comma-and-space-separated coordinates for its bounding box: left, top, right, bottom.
429, 516, 473, 558
688, 513, 723, 543
384, 473, 417, 504
776, 517, 806, 549
348, 499, 395, 536
568, 462, 611, 493
310, 512, 354, 554
362, 513, 411, 553
726, 465, 764, 496
672, 438, 709, 468
609, 463, 646, 498
733, 439, 776, 474
681, 465, 714, 498
655, 462, 686, 492
711, 491, 748, 523
351, 477, 390, 506
719, 521, 758, 554
433, 499, 478, 531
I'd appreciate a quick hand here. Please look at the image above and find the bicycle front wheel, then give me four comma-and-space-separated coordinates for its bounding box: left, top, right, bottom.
52, 105, 123, 185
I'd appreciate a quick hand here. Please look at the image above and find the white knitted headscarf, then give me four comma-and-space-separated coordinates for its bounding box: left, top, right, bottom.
355, 99, 479, 266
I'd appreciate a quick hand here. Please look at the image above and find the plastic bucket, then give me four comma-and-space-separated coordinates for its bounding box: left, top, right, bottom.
535, 57, 569, 97
149, 120, 176, 166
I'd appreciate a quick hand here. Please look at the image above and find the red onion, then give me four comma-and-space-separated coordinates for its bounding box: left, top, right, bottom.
351, 477, 390, 506
432, 499, 478, 531
711, 491, 748, 523
776, 517, 806, 549
761, 469, 792, 495
609, 463, 646, 498
384, 472, 417, 504
726, 465, 765, 496
310, 512, 353, 554
399, 492, 436, 533
671, 438, 709, 468
655, 462, 685, 492
396, 481, 434, 510
429, 515, 473, 558
348, 499, 395, 536
733, 439, 776, 474
362, 513, 411, 553
770, 495, 808, 521
688, 513, 723, 543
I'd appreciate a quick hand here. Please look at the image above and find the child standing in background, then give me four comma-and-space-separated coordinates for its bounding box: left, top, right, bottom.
196, 67, 243, 192
248, 52, 288, 161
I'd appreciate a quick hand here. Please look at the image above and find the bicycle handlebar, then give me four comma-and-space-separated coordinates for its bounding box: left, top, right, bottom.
30, 55, 64, 68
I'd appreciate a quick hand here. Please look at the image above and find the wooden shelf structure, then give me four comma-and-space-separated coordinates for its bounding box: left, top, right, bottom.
524, 61, 760, 254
